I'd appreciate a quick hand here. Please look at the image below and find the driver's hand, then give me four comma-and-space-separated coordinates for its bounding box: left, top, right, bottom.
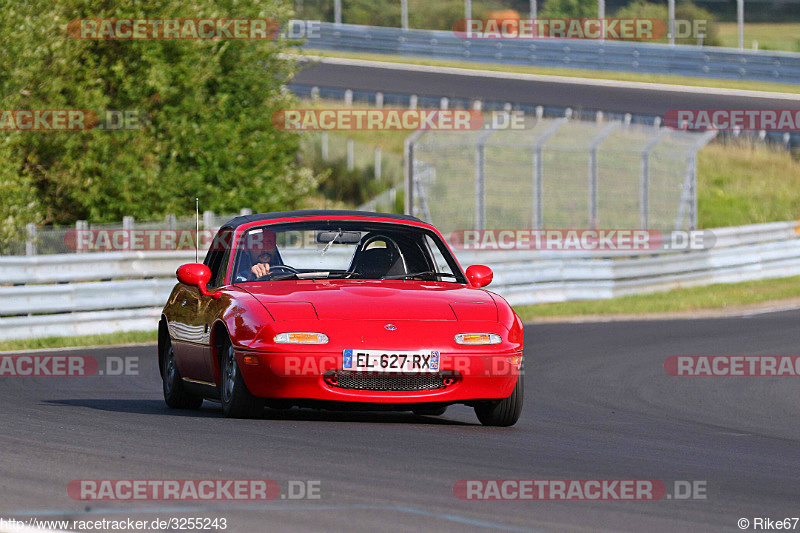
250, 262, 271, 278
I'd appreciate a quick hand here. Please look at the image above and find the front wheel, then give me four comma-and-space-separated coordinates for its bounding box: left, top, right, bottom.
474, 373, 523, 427
162, 336, 203, 410
220, 338, 264, 418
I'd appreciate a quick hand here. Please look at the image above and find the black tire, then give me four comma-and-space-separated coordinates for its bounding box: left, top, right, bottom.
413, 406, 448, 417
220, 337, 264, 418
474, 372, 523, 427
162, 336, 203, 410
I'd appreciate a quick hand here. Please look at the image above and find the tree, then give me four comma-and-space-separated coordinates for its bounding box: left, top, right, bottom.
0, 0, 315, 249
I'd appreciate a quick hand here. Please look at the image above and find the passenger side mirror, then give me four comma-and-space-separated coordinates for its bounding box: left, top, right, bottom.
466, 265, 493, 288
177, 263, 222, 299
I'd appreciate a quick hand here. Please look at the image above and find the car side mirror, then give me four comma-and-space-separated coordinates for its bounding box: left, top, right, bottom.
466, 265, 493, 288
177, 263, 222, 299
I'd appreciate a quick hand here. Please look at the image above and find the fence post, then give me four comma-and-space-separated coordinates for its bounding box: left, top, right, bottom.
587, 122, 621, 230
640, 129, 669, 229
123, 216, 134, 231
409, 95, 418, 109
375, 92, 384, 109
344, 89, 353, 106
240, 208, 253, 216
474, 130, 493, 231
334, 0, 342, 24
374, 147, 382, 181
346, 139, 354, 170
401, 0, 408, 30
203, 210, 214, 230
25, 223, 37, 256
440, 97, 449, 110
689, 155, 698, 231
321, 131, 329, 161
404, 130, 425, 216
531, 118, 568, 229
668, 0, 675, 45
75, 220, 88, 253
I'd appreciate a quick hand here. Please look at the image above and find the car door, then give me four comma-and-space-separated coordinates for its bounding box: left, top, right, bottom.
170, 232, 230, 384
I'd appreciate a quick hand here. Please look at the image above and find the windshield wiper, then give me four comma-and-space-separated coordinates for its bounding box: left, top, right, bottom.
383, 271, 458, 280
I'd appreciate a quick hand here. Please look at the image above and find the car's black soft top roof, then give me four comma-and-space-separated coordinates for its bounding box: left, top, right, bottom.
222, 210, 424, 230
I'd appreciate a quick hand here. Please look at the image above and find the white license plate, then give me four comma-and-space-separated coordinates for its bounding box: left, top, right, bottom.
342, 349, 440, 373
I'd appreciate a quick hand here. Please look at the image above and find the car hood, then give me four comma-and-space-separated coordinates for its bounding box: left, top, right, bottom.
238, 280, 497, 321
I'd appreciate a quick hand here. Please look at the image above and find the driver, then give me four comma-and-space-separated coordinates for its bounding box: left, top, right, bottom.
237, 229, 282, 281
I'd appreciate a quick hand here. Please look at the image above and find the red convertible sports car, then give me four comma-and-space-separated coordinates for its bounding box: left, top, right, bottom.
159, 210, 524, 426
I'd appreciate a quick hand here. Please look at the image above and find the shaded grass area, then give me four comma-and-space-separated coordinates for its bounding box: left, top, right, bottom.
0, 330, 157, 352
717, 22, 800, 52
514, 275, 800, 320
296, 49, 800, 95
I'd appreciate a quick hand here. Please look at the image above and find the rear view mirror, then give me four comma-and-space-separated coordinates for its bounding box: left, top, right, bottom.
316, 230, 362, 245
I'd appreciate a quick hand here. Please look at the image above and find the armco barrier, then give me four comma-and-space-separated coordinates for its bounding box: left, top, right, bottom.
303, 22, 800, 84
1, 221, 799, 341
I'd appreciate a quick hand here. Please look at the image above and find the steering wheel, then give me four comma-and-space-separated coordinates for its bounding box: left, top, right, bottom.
256, 265, 298, 280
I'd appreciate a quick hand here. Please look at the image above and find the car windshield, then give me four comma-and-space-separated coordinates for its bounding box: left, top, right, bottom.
230, 220, 466, 283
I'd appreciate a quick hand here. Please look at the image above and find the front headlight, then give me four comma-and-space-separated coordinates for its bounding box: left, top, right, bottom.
274, 332, 329, 344
455, 333, 502, 345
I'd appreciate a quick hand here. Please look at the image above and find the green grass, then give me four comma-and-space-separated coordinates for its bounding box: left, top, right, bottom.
0, 330, 157, 352
296, 48, 800, 95
514, 275, 800, 320
698, 140, 800, 228
717, 22, 800, 52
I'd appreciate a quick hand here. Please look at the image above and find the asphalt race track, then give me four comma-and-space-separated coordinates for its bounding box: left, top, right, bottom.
292, 59, 800, 116
2, 310, 800, 532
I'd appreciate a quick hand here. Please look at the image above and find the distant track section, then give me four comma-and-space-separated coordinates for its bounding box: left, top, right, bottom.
292, 56, 800, 117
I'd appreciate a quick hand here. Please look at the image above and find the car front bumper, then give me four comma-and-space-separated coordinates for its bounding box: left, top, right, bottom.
235, 349, 522, 403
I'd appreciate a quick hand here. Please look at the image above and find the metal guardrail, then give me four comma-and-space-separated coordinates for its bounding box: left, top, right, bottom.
304, 22, 800, 84
1, 221, 799, 340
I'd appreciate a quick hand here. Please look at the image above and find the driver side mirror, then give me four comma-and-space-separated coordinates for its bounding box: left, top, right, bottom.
466, 265, 493, 288
177, 263, 222, 299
